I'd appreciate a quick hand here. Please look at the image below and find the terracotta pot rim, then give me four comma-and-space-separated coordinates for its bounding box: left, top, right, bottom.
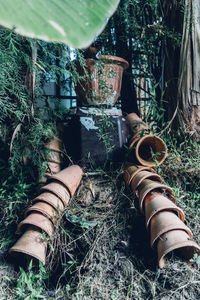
146, 206, 185, 229
151, 223, 193, 248
135, 134, 167, 167
97, 55, 129, 69
131, 171, 163, 192
158, 240, 200, 268
124, 165, 155, 186
32, 194, 64, 211
40, 182, 71, 206
9, 247, 46, 265
139, 181, 175, 212
25, 203, 57, 224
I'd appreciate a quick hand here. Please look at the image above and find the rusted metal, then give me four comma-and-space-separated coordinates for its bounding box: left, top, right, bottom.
32, 192, 64, 211
150, 211, 192, 248
145, 192, 185, 229
9, 226, 47, 265
157, 230, 200, 268
49, 165, 83, 198
18, 212, 54, 237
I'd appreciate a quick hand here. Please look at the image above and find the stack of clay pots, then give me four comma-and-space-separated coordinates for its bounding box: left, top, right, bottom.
39, 136, 64, 183
9, 165, 83, 265
124, 165, 200, 267
125, 113, 167, 167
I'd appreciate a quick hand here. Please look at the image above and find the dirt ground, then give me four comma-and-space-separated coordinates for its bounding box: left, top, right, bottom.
0, 163, 199, 300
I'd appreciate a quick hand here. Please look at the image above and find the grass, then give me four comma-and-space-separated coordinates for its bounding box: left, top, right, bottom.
0, 137, 199, 299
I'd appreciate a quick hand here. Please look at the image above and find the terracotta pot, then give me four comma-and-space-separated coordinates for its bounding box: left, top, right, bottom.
126, 113, 149, 134
45, 136, 62, 153
45, 150, 62, 164
150, 211, 192, 248
129, 134, 167, 167
145, 192, 185, 229
49, 165, 83, 198
130, 170, 163, 192
25, 201, 57, 223
9, 226, 47, 265
40, 182, 70, 207
18, 212, 54, 237
46, 161, 61, 174
32, 192, 64, 211
138, 179, 176, 213
157, 229, 200, 268
123, 164, 155, 186
74, 55, 129, 106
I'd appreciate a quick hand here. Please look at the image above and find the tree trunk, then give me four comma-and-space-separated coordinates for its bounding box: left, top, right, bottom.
176, 0, 200, 136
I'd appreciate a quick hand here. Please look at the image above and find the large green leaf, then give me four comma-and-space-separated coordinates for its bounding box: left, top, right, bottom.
0, 0, 120, 48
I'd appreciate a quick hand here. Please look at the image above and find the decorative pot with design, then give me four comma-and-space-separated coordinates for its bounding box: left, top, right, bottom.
74, 55, 129, 106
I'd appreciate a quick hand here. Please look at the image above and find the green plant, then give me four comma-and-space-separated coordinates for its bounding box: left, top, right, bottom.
0, 0, 120, 48
16, 260, 48, 300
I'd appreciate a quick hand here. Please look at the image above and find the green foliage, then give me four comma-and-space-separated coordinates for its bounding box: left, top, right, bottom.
0, 0, 120, 48
16, 260, 48, 300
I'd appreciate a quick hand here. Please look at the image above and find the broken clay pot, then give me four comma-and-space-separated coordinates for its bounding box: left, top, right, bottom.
18, 212, 54, 237
150, 210, 192, 248
157, 229, 200, 268
145, 192, 185, 229
49, 165, 83, 198
9, 225, 47, 265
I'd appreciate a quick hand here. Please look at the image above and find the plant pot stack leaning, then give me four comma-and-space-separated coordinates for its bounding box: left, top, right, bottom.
39, 136, 64, 183
125, 113, 167, 167
124, 164, 200, 267
74, 55, 129, 107
9, 165, 83, 265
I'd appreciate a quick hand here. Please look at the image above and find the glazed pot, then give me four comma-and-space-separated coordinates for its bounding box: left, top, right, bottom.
40, 181, 71, 207
9, 225, 47, 265
32, 192, 65, 211
150, 211, 192, 248
145, 192, 185, 229
18, 212, 54, 237
138, 179, 176, 213
25, 201, 57, 224
74, 55, 129, 106
130, 170, 163, 192
49, 165, 83, 198
157, 229, 200, 268
123, 164, 155, 186
129, 134, 167, 167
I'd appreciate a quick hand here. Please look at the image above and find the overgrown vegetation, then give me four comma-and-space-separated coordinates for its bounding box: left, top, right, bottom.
0, 0, 200, 299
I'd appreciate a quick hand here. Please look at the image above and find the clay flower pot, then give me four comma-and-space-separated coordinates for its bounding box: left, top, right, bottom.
130, 170, 163, 192
126, 112, 149, 133
138, 179, 176, 213
157, 229, 200, 268
25, 201, 57, 224
150, 211, 192, 248
32, 192, 64, 211
18, 212, 54, 237
145, 192, 185, 229
9, 226, 47, 265
130, 134, 167, 167
123, 164, 155, 186
74, 55, 129, 106
49, 165, 83, 198
40, 182, 70, 207
46, 161, 61, 174
45, 137, 63, 153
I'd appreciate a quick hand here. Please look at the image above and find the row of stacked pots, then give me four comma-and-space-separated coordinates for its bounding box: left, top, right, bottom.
124, 166, 200, 267
9, 165, 83, 264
